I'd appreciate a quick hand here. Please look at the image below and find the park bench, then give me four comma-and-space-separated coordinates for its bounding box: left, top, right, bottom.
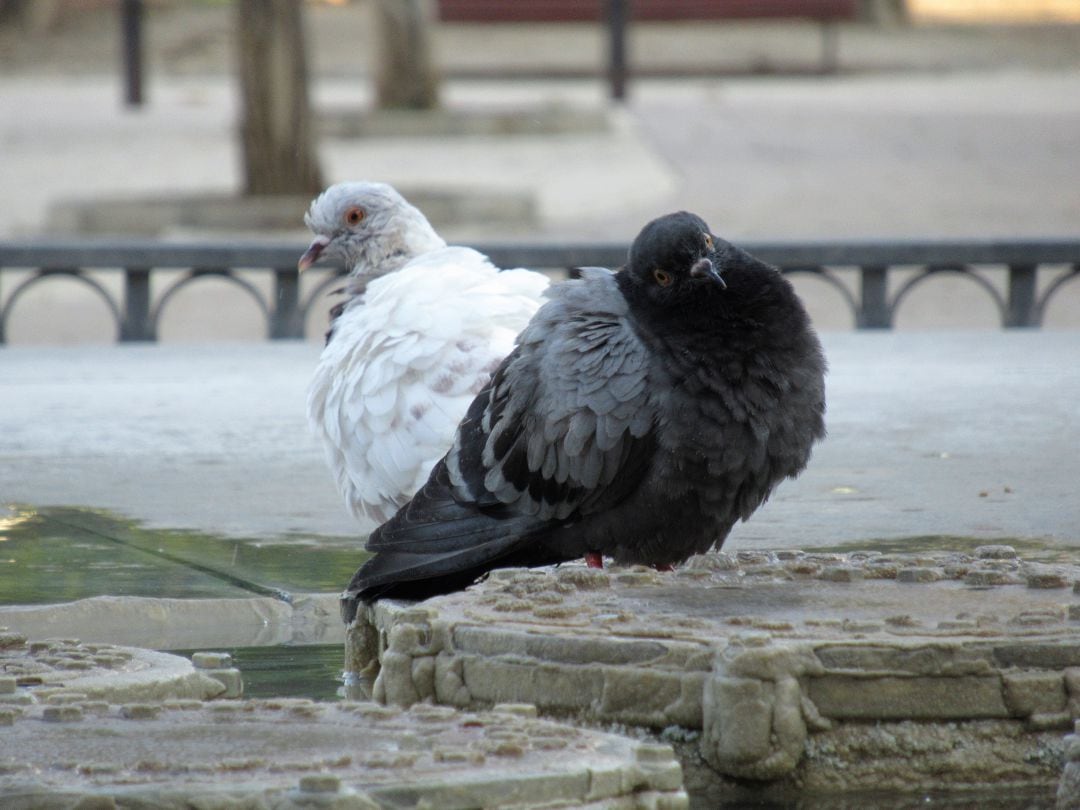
437, 0, 861, 87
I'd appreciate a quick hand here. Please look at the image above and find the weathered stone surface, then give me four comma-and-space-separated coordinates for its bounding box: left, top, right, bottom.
0, 699, 688, 808
1060, 728, 1080, 809
897, 566, 943, 583
814, 643, 996, 676
1027, 570, 1070, 589
719, 639, 823, 682
808, 674, 1009, 720
965, 568, 1023, 586
1003, 671, 1067, 717
191, 651, 244, 699
977, 545, 1019, 560
995, 642, 1080, 669
460, 657, 605, 712
349, 550, 1080, 792
1065, 668, 1080, 718
454, 625, 670, 666
816, 565, 863, 583
0, 637, 224, 706
703, 676, 775, 765
804, 719, 1064, 795
701, 670, 809, 781
599, 667, 705, 728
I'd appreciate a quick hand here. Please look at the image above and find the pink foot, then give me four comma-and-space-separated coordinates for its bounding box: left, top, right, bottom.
653, 563, 674, 572
585, 552, 604, 569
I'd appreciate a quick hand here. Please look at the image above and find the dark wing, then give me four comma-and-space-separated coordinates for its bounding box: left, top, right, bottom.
342, 270, 658, 613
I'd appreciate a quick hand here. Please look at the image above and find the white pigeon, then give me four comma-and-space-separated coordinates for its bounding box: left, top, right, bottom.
300, 181, 550, 528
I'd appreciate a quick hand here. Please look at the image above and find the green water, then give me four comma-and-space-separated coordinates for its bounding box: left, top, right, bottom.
803, 533, 1075, 564
172, 644, 346, 702
0, 505, 359, 702
0, 505, 367, 605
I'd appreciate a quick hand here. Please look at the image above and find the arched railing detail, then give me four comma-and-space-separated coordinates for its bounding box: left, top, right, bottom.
0, 268, 124, 343
150, 269, 271, 339
1035, 264, 1080, 325
782, 265, 861, 327
1, 239, 1078, 342
890, 264, 1007, 327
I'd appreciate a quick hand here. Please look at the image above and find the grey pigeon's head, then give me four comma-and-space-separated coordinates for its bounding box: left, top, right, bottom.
298, 182, 446, 277
623, 211, 727, 308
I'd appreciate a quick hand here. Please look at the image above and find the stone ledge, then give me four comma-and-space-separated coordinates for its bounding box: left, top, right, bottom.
805, 673, 1010, 720
347, 546, 1080, 797
0, 632, 224, 706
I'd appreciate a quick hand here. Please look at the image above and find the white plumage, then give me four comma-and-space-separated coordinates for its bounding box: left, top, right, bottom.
301, 182, 549, 527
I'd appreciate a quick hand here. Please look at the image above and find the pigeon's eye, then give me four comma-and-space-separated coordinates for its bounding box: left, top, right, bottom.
345, 207, 366, 227
652, 268, 673, 287
703, 233, 714, 250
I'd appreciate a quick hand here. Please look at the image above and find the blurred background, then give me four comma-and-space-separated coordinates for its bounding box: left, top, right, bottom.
1, 0, 1079, 341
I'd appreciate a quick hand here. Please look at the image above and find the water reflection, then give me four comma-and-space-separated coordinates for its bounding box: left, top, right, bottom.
0, 505, 366, 605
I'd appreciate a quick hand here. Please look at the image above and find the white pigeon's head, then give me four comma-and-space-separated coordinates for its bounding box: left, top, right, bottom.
298, 182, 446, 277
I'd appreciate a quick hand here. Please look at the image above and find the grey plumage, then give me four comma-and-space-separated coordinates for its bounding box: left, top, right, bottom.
342, 211, 826, 620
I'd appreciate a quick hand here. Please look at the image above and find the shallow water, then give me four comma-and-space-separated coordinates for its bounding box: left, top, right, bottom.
0, 505, 366, 605
172, 644, 346, 702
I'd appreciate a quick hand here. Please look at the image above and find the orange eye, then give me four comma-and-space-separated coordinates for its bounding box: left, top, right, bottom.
345, 207, 366, 226
653, 268, 672, 287
703, 233, 714, 250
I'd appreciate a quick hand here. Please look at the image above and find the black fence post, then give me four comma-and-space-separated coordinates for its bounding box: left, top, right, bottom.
1005, 264, 1038, 328
121, 267, 153, 341
271, 268, 303, 339
858, 265, 890, 329
121, 0, 144, 107
607, 0, 629, 101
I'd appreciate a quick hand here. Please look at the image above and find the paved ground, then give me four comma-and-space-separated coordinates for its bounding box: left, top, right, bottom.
2, 333, 1078, 553
0, 10, 1078, 557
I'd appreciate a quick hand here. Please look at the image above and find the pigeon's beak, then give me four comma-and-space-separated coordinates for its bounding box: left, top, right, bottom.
298, 235, 331, 272
690, 257, 726, 289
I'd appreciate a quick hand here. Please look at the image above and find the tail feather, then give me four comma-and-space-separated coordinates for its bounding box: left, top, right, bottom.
365, 460, 540, 554
365, 503, 536, 553
340, 533, 562, 621
340, 460, 564, 622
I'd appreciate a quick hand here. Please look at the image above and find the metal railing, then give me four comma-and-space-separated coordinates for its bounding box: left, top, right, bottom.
0, 238, 1078, 342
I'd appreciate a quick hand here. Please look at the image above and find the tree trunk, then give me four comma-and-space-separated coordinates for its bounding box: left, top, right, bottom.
373, 0, 440, 110
236, 0, 323, 196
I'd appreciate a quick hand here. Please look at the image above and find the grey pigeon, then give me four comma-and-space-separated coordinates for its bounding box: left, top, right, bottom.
342, 211, 826, 619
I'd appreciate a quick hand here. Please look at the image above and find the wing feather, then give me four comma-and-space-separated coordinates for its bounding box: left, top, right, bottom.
443, 268, 658, 523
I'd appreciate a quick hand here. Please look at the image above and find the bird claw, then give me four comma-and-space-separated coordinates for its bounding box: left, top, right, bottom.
585, 552, 604, 569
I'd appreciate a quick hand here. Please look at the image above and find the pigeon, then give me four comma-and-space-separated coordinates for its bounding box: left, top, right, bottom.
341, 211, 827, 619
300, 182, 550, 526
